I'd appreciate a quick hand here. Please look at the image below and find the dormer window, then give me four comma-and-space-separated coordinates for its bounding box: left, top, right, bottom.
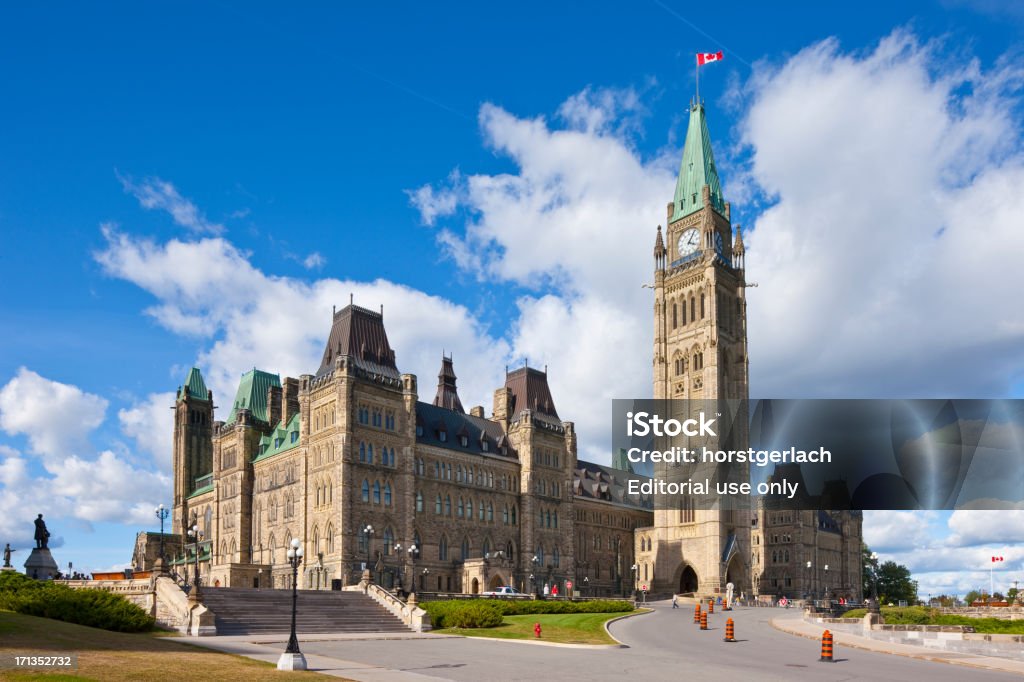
481, 439, 489, 452
290, 432, 298, 444
416, 425, 424, 437
459, 435, 468, 447
274, 437, 283, 448
439, 430, 447, 442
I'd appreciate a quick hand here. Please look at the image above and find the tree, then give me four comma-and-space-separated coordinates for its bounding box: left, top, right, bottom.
876, 561, 917, 605
1008, 587, 1019, 604
862, 543, 879, 598
964, 589, 985, 605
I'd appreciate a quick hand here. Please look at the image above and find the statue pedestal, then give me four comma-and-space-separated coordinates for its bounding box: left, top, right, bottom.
24, 548, 59, 580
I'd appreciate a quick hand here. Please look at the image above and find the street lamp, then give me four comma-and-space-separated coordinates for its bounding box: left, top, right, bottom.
393, 543, 403, 592
154, 504, 170, 573
187, 522, 203, 601
869, 552, 880, 615
583, 576, 589, 597
363, 525, 374, 568
531, 555, 541, 597
805, 561, 812, 601
422, 567, 430, 592
823, 564, 830, 601
631, 563, 638, 599
406, 544, 420, 595
277, 538, 306, 671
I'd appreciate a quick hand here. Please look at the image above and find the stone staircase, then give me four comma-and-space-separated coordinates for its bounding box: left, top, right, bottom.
198, 587, 411, 635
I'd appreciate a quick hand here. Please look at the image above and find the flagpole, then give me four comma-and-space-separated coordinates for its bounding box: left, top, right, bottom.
695, 53, 700, 104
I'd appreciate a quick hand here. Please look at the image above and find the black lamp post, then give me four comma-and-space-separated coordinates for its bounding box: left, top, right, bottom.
394, 543, 404, 592
869, 552, 880, 615
363, 524, 374, 571
583, 576, 589, 597
422, 567, 429, 592
407, 544, 420, 595
631, 563, 638, 600
277, 538, 306, 671
531, 555, 540, 597
187, 521, 203, 601
154, 504, 170, 573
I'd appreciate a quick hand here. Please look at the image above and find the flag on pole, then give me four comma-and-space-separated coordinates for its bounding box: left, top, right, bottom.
992, 556, 1004, 562
697, 51, 724, 65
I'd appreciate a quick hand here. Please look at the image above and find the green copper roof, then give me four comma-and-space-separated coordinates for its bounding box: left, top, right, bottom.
671, 102, 726, 222
178, 367, 210, 401
252, 411, 301, 463
223, 369, 281, 425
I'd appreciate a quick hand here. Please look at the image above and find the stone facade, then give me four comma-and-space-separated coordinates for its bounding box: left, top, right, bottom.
170, 308, 649, 595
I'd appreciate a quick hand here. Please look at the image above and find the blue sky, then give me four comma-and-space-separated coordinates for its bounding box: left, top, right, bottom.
1, 1, 1023, 596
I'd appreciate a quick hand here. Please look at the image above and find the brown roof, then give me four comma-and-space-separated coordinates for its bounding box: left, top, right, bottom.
505, 366, 558, 419
316, 304, 399, 379
432, 355, 464, 413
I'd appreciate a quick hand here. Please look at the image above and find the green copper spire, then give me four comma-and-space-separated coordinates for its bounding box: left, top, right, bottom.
671, 102, 726, 223
178, 367, 210, 401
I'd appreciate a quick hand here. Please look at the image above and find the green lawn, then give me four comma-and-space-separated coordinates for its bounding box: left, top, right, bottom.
439, 610, 645, 645
0, 611, 333, 681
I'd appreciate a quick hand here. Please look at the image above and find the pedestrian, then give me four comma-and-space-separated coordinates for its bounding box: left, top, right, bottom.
672, 594, 678, 609
552, 584, 559, 597
544, 583, 550, 596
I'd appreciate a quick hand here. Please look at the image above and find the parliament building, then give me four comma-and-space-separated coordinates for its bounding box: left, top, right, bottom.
159, 101, 862, 601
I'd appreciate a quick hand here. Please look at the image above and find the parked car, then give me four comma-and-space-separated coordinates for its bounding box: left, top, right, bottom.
482, 586, 523, 597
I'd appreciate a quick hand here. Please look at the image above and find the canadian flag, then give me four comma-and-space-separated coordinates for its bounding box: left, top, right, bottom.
697, 51, 724, 65
992, 556, 1004, 562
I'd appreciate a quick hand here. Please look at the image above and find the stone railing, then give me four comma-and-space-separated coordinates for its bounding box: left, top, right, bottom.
64, 575, 215, 636
359, 583, 431, 632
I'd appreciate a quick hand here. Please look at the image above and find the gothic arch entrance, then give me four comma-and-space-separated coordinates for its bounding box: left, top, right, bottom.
471, 578, 480, 594
488, 574, 504, 590
679, 565, 699, 595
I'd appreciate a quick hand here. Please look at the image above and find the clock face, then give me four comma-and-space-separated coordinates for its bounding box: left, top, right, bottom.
678, 228, 700, 257
714, 232, 724, 255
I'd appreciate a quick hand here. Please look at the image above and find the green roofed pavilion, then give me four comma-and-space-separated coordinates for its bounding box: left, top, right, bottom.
178, 367, 210, 401
223, 369, 281, 425
670, 102, 726, 223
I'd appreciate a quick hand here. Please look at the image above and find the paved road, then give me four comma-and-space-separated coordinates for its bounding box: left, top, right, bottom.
287, 603, 1023, 681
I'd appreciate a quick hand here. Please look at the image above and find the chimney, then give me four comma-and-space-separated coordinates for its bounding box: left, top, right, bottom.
470, 406, 484, 418
282, 377, 300, 425
493, 387, 512, 426
267, 385, 282, 426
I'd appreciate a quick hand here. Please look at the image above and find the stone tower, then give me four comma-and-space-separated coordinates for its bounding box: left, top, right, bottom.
639, 100, 751, 597
172, 367, 214, 535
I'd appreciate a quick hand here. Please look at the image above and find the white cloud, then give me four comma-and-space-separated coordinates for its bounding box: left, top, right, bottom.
863, 510, 934, 551
738, 31, 1024, 397
0, 368, 108, 460
947, 510, 1024, 546
302, 252, 326, 270
95, 231, 511, 417
118, 392, 176, 472
119, 174, 225, 235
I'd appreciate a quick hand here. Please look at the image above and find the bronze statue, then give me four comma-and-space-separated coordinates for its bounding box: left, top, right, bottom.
34, 514, 50, 550
2, 543, 12, 567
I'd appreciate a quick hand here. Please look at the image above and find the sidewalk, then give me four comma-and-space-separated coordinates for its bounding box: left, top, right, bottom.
178, 632, 455, 681
771, 615, 1024, 676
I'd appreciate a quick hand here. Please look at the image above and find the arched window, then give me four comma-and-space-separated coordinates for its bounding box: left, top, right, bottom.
383, 527, 394, 555
503, 505, 509, 524
435, 494, 442, 515
482, 539, 491, 556
438, 535, 448, 561
312, 526, 320, 555
384, 483, 392, 506
512, 505, 517, 525
268, 533, 276, 564
700, 292, 705, 318
461, 536, 470, 560
690, 296, 695, 321
359, 442, 366, 462
358, 527, 369, 555
416, 491, 424, 513
487, 503, 493, 522
536, 545, 545, 565
553, 546, 560, 568
445, 495, 452, 516
554, 511, 558, 529
672, 303, 677, 329
373, 481, 381, 504
326, 523, 335, 554
368, 444, 374, 463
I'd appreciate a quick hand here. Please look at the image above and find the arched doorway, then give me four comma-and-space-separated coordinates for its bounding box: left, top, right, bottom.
471, 577, 480, 594
488, 574, 504, 590
679, 565, 698, 594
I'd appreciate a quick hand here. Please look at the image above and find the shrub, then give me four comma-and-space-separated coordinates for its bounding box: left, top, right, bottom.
423, 600, 503, 628
495, 599, 634, 616
0, 573, 154, 632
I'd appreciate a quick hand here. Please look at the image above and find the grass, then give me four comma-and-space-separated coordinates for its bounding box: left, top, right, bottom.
839, 606, 1024, 634
0, 610, 334, 681
438, 610, 645, 645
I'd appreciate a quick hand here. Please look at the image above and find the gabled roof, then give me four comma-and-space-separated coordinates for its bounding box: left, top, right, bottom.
178, 367, 210, 401
671, 102, 726, 223
415, 401, 512, 458
252, 411, 301, 463
317, 304, 399, 380
505, 366, 559, 420
223, 369, 281, 426
573, 460, 653, 510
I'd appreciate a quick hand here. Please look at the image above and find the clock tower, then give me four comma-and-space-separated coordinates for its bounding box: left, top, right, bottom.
638, 100, 751, 597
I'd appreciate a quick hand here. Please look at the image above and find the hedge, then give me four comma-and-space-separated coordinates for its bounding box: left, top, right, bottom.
0, 571, 155, 632
422, 598, 634, 628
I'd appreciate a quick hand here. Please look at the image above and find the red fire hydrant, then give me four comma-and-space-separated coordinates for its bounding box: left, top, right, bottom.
534, 622, 542, 638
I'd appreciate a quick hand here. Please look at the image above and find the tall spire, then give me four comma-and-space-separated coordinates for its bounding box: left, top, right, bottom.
433, 354, 464, 413
670, 102, 726, 223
